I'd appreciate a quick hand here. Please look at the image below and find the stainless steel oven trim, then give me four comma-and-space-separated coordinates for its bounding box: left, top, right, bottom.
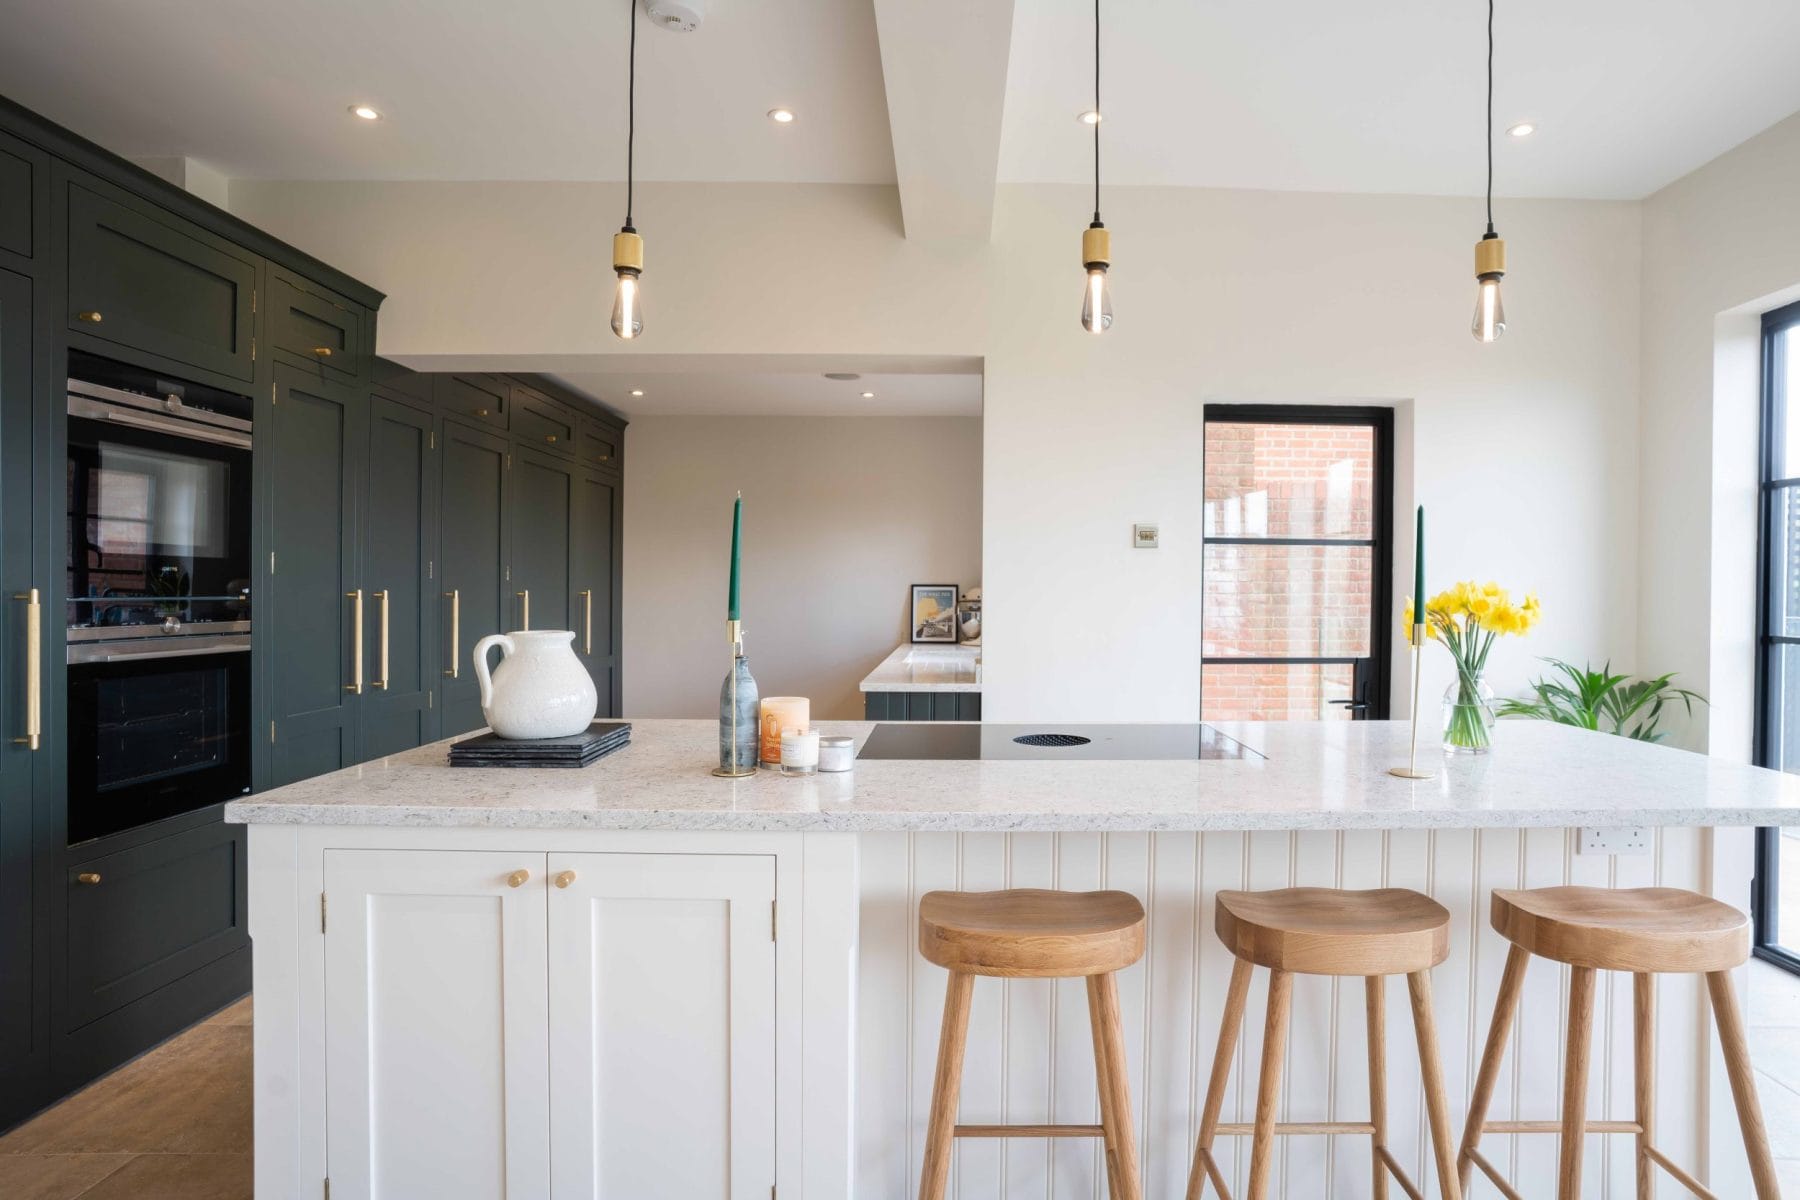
68, 621, 251, 643
68, 378, 252, 433
67, 633, 251, 665
69, 393, 253, 450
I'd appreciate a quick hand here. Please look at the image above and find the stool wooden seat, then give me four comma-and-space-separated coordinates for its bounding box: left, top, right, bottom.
916, 889, 1146, 1200
1216, 886, 1452, 976
1460, 885, 1777, 1199
1189, 888, 1462, 1200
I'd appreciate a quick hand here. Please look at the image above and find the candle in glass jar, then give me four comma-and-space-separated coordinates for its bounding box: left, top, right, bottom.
779, 729, 821, 775
759, 696, 809, 765
818, 735, 855, 773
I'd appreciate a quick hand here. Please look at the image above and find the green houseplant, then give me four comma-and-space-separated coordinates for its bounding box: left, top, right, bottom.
1496, 658, 1705, 742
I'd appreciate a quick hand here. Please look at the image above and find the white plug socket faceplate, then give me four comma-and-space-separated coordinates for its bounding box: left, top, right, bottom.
1578, 827, 1651, 856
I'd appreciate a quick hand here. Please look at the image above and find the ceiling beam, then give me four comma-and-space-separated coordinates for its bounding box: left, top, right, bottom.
871, 0, 1016, 241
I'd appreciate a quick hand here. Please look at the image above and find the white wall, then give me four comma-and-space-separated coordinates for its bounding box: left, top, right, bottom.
230, 178, 1642, 724
622, 416, 983, 719
1639, 111, 1800, 755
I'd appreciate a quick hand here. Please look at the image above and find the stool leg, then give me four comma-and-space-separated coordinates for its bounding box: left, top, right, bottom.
1247, 967, 1293, 1200
1707, 969, 1782, 1199
1406, 970, 1464, 1200
1365, 975, 1389, 1200
919, 971, 975, 1200
1558, 965, 1597, 1200
1460, 943, 1529, 1192
1187, 955, 1253, 1200
1633, 973, 1654, 1200
1088, 972, 1143, 1200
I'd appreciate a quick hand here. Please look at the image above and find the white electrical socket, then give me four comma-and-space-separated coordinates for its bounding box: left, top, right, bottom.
1578, 827, 1651, 856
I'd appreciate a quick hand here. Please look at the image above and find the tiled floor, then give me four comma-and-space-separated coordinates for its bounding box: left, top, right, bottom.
1752, 957, 1800, 1194
0, 995, 251, 1200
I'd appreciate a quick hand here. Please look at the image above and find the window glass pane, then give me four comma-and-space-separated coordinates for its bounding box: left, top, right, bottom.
1202, 662, 1358, 722
1203, 422, 1374, 539
1768, 643, 1800, 775
1203, 543, 1372, 659
1781, 326, 1800, 477
1770, 488, 1800, 638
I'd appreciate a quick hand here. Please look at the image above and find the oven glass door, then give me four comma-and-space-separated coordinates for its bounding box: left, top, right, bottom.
66, 413, 252, 630
67, 649, 251, 845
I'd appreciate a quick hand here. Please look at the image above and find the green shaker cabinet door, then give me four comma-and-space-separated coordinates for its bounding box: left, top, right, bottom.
65, 182, 257, 381
267, 367, 364, 784
438, 421, 509, 736
359, 396, 437, 759
509, 448, 575, 637
574, 469, 620, 716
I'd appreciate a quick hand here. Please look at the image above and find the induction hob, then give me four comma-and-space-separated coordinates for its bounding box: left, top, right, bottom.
855, 723, 1262, 761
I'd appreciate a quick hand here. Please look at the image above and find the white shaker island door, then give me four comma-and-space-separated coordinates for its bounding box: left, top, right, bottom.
322, 849, 551, 1200
548, 852, 777, 1199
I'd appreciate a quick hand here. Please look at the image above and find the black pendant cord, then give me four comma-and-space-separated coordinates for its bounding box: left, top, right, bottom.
1484, 0, 1494, 236
624, 0, 637, 232
1092, 0, 1102, 225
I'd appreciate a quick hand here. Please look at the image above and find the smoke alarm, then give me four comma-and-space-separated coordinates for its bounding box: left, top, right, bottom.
646, 0, 703, 32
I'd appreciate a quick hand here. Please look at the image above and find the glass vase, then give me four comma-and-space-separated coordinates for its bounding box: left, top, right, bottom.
1442, 672, 1496, 754
715, 655, 760, 776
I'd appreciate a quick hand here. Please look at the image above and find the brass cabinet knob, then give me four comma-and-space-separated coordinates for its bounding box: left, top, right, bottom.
506, 869, 530, 888
599, 455, 610, 462
553, 870, 577, 889
76, 310, 103, 324
476, 408, 490, 417
75, 872, 102, 885
545, 435, 558, 444
313, 346, 334, 357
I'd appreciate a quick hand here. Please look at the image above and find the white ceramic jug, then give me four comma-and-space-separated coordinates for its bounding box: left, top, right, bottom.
472, 630, 598, 739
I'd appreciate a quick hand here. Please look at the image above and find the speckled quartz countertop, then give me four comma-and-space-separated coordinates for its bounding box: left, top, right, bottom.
858, 644, 981, 692
223, 719, 1800, 832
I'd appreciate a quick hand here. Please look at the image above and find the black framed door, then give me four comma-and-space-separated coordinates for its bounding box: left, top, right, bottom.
1201, 405, 1394, 721
1754, 298, 1800, 973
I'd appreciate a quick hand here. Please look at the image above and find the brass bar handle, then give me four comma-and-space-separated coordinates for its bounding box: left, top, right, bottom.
517, 590, 530, 630
507, 869, 530, 888
76, 310, 102, 324
579, 590, 593, 655
12, 589, 39, 750
345, 590, 363, 694
553, 870, 577, 889
75, 872, 102, 886
444, 590, 460, 678
373, 590, 390, 690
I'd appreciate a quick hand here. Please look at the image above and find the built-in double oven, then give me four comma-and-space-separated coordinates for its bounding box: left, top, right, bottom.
65, 370, 252, 845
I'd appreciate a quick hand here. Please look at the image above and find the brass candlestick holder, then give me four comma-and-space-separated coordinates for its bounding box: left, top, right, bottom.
1389, 622, 1435, 780
712, 619, 759, 778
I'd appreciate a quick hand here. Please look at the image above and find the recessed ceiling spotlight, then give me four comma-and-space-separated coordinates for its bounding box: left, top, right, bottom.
860, 391, 876, 399
767, 108, 796, 124
349, 104, 381, 121
1078, 110, 1103, 125
629, 389, 645, 397
822, 372, 861, 381
1507, 122, 1535, 138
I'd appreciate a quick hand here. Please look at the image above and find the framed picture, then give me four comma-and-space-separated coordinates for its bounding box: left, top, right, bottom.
910, 584, 959, 644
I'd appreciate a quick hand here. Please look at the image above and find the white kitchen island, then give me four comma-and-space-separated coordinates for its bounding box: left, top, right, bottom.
226, 720, 1800, 1200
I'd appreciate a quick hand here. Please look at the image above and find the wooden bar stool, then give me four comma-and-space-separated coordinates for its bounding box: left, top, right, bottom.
916, 888, 1147, 1200
1459, 886, 1779, 1200
1186, 888, 1463, 1200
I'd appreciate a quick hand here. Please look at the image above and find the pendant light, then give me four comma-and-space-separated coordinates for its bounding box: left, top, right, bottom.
1080, 0, 1112, 334
1471, 0, 1506, 343
610, 0, 644, 340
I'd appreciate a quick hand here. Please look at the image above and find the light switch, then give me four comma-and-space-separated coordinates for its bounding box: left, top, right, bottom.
1133, 524, 1159, 549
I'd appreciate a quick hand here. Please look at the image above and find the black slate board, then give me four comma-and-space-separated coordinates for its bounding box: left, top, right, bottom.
449, 722, 632, 768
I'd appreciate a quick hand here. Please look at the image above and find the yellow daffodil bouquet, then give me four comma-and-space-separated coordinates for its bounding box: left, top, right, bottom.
1403, 581, 1541, 752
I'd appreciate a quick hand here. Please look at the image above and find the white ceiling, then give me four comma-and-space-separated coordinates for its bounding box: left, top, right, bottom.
551, 363, 983, 419
2, 0, 1798, 210
0, 0, 895, 183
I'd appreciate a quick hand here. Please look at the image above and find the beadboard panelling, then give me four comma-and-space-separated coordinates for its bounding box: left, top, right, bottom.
856, 828, 1713, 1199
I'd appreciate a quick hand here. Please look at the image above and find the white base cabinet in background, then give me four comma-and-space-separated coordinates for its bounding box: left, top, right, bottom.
249, 830, 855, 1200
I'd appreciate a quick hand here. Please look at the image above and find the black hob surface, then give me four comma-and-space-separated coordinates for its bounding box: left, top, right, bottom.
856, 723, 1262, 761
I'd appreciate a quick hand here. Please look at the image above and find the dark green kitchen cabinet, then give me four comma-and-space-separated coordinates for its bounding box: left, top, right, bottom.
438, 419, 511, 736
510, 446, 577, 636
0, 129, 45, 267
358, 394, 438, 758
575, 467, 621, 715
437, 372, 509, 431
63, 175, 259, 382
264, 365, 364, 785
267, 266, 366, 380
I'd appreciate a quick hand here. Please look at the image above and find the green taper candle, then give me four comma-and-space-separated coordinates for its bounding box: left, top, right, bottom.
1413, 505, 1425, 618
728, 493, 742, 621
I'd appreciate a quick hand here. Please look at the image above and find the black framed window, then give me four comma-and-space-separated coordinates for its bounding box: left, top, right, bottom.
1201, 405, 1394, 721
1754, 297, 1800, 972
